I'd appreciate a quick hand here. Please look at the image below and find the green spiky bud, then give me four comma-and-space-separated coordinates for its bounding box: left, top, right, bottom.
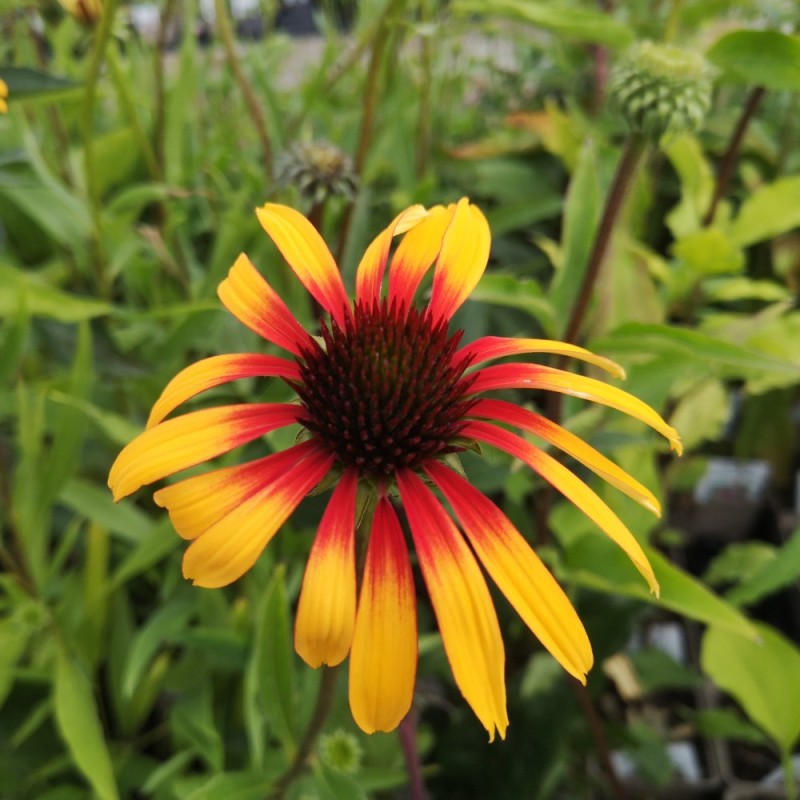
277, 141, 358, 205
318, 729, 362, 775
611, 41, 712, 141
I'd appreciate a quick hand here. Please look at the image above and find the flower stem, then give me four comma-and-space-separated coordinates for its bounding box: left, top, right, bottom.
398, 709, 428, 800
214, 0, 274, 180
702, 85, 766, 227
269, 665, 340, 799
562, 132, 648, 348
81, 0, 119, 297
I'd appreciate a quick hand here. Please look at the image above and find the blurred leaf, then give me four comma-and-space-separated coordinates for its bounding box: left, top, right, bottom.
141, 751, 195, 795
591, 322, 800, 375
183, 770, 277, 800
313, 763, 369, 800
664, 136, 714, 238
0, 298, 29, 387
564, 536, 759, 640
707, 31, 800, 91
730, 176, 800, 247
0, 605, 37, 710
630, 647, 703, 693
454, 0, 633, 47
702, 622, 800, 754
0, 265, 112, 322
171, 685, 223, 773
54, 647, 120, 800
122, 598, 194, 698
668, 378, 728, 450
47, 391, 142, 446
703, 278, 790, 303
726, 528, 800, 608
622, 722, 674, 786
686, 708, 768, 747
0, 67, 81, 98
470, 274, 556, 336
704, 541, 777, 589
672, 227, 744, 277
550, 140, 600, 333
109, 521, 179, 588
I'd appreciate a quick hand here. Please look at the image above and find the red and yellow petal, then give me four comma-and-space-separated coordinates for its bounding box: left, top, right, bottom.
217, 254, 312, 356
470, 363, 683, 454
427, 199, 491, 324
108, 403, 303, 501
153, 440, 317, 540
295, 470, 358, 668
425, 461, 593, 682
464, 421, 659, 594
459, 336, 625, 379
182, 446, 334, 588
388, 205, 454, 310
255, 204, 350, 328
355, 205, 428, 306
349, 495, 417, 734
397, 469, 508, 741
146, 354, 302, 429
470, 399, 661, 515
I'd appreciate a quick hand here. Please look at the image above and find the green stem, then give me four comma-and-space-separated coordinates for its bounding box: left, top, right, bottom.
663, 0, 684, 43
782, 750, 797, 800
214, 0, 274, 179
561, 132, 648, 348
703, 85, 766, 227
415, 0, 433, 178
269, 665, 340, 799
81, 0, 119, 297
153, 0, 178, 175
106, 47, 160, 180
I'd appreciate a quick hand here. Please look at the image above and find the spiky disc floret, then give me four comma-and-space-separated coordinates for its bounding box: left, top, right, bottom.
296, 301, 476, 477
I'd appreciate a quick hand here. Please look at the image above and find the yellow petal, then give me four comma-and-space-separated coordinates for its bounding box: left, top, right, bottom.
153, 441, 317, 540
471, 398, 661, 515
471, 363, 683, 454
349, 496, 417, 734
397, 469, 508, 741
217, 253, 311, 356
465, 421, 659, 595
428, 199, 491, 323
460, 336, 626, 379
108, 403, 302, 501
426, 461, 593, 682
388, 205, 454, 310
147, 354, 301, 429
255, 204, 350, 328
295, 471, 358, 668
182, 447, 334, 588
355, 205, 428, 305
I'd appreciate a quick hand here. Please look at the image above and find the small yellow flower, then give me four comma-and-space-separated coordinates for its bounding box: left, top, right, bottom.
0, 79, 8, 114
110, 200, 681, 740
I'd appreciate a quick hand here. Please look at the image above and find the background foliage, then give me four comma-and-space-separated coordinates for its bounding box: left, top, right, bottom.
2, 0, 800, 798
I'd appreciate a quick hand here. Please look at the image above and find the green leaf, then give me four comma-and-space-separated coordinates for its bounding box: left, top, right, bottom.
564, 536, 759, 640
630, 648, 703, 693
704, 541, 777, 589
726, 528, 800, 608
550, 140, 601, 332
703, 278, 790, 304
470, 273, 556, 336
590, 322, 800, 375
702, 622, 800, 754
313, 764, 369, 800
707, 31, 800, 91
109, 521, 179, 589
454, 0, 634, 47
686, 708, 768, 746
122, 598, 194, 698
668, 378, 728, 450
672, 227, 744, 277
0, 67, 82, 98
183, 771, 278, 800
0, 605, 38, 710
730, 176, 800, 247
664, 136, 714, 238
0, 265, 112, 322
54, 647, 120, 800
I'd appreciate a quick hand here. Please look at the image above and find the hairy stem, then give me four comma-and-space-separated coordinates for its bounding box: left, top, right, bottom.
398, 710, 428, 800
214, 0, 274, 179
703, 85, 766, 227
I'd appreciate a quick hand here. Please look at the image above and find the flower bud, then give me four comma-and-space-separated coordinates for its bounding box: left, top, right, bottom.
319, 729, 362, 775
277, 141, 358, 205
611, 41, 711, 141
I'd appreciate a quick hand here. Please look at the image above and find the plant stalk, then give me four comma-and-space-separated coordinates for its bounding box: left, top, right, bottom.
703, 85, 766, 227
398, 709, 428, 800
214, 0, 274, 179
561, 132, 648, 348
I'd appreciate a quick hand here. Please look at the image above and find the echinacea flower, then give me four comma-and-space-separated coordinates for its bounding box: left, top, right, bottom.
109, 199, 681, 740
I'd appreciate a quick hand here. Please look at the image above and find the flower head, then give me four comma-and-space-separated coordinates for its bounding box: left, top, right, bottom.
109, 199, 681, 740
0, 79, 8, 114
